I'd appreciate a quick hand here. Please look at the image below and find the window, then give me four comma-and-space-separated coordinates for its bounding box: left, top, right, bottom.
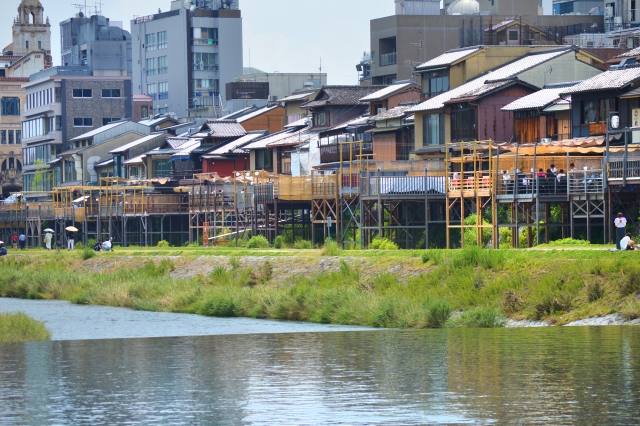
72, 89, 92, 98
157, 56, 168, 74
102, 89, 121, 98
141, 105, 150, 119
146, 57, 156, 76
25, 41, 29, 49
145, 33, 156, 51
38, 41, 41, 49
55, 115, 62, 131
450, 103, 477, 141
193, 27, 218, 45
508, 30, 519, 41
102, 118, 120, 126
157, 107, 168, 114
423, 113, 444, 146
582, 98, 617, 124
192, 79, 217, 91
157, 31, 167, 49
23, 145, 51, 166
192, 52, 218, 70
8, 130, 14, 145
147, 83, 157, 100
158, 82, 168, 100
55, 87, 61, 102
153, 159, 172, 177
1, 98, 20, 115
73, 118, 93, 127
425, 70, 449, 97
64, 158, 76, 182
15, 130, 21, 145
314, 111, 328, 127
0, 130, 5, 144
256, 149, 273, 172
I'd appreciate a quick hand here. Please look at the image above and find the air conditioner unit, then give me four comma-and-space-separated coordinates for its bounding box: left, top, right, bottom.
377, 107, 387, 114
269, 95, 277, 101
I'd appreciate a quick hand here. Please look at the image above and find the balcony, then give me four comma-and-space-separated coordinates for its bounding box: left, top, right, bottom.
319, 142, 373, 164
380, 52, 397, 67
193, 38, 219, 46
361, 173, 446, 198
192, 64, 219, 71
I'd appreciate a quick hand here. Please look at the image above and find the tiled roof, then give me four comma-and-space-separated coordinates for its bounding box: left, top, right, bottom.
133, 94, 153, 101
203, 120, 248, 137
302, 85, 387, 108
284, 117, 311, 128
485, 19, 515, 31
279, 92, 316, 102
359, 82, 417, 102
370, 105, 413, 121
166, 137, 190, 149
561, 68, 640, 94
408, 48, 572, 113
445, 79, 517, 103
138, 115, 178, 127
110, 134, 163, 154
267, 128, 322, 148
416, 46, 482, 70
243, 129, 300, 150
204, 131, 268, 156
616, 46, 640, 58
69, 121, 128, 141
218, 106, 256, 120
502, 85, 575, 111
173, 139, 202, 157
237, 105, 283, 122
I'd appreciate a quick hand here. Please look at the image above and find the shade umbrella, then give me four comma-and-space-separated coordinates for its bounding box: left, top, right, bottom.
65, 226, 79, 232
44, 228, 54, 233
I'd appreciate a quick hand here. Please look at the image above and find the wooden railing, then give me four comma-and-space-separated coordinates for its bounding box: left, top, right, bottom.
319, 142, 373, 164
609, 160, 640, 179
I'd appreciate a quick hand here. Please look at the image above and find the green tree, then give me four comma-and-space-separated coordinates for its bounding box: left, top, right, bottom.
30, 160, 50, 192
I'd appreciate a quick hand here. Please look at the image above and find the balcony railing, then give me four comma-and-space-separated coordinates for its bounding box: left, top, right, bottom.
361, 174, 446, 197
496, 170, 604, 197
380, 52, 397, 66
319, 142, 373, 164
609, 160, 640, 179
193, 38, 218, 45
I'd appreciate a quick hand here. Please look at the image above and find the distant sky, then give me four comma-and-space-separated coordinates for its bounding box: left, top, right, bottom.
0, 0, 395, 84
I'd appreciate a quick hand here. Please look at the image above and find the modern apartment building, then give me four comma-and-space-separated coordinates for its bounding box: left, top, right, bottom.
0, 0, 52, 196
21, 67, 132, 191
60, 13, 132, 77
369, 0, 603, 84
130, 0, 243, 119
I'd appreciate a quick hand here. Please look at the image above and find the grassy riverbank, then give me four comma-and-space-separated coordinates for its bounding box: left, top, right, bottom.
0, 247, 639, 328
0, 312, 51, 343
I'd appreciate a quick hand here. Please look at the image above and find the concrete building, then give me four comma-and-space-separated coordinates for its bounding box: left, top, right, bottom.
235, 68, 327, 101
60, 14, 132, 77
21, 66, 132, 191
368, 0, 603, 84
130, 0, 243, 119
0, 0, 52, 196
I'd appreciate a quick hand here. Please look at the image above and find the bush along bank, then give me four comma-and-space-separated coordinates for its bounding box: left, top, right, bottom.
0, 312, 51, 343
1, 247, 640, 328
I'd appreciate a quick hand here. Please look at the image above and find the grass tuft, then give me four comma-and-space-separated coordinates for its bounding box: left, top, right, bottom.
0, 312, 51, 343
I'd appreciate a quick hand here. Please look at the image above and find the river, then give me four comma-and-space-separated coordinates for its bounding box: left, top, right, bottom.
1, 299, 639, 425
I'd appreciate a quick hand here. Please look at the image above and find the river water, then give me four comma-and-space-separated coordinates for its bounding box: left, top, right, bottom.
1, 299, 639, 425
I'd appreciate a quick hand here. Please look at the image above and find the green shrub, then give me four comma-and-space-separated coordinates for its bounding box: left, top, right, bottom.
421, 249, 445, 265
157, 240, 170, 248
586, 282, 605, 303
199, 296, 237, 317
534, 293, 573, 319
80, 246, 96, 260
370, 238, 399, 250
620, 269, 640, 296
322, 240, 340, 256
452, 247, 505, 270
621, 301, 640, 320
549, 238, 590, 246
293, 240, 313, 249
0, 312, 51, 343
425, 299, 452, 328
447, 307, 507, 328
74, 242, 84, 250
274, 235, 286, 249
87, 238, 97, 248
246, 235, 270, 249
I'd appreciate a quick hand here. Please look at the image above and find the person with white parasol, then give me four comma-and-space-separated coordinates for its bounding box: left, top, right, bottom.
43, 228, 54, 251
66, 226, 78, 250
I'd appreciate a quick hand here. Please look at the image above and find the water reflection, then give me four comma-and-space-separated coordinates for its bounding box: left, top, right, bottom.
1, 328, 639, 424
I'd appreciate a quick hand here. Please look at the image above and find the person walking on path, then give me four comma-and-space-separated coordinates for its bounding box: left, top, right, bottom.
67, 230, 75, 251
44, 232, 52, 251
615, 212, 628, 250
18, 233, 26, 250
10, 233, 17, 250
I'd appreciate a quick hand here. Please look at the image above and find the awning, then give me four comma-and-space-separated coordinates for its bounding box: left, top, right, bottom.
496, 137, 605, 155
542, 103, 571, 113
